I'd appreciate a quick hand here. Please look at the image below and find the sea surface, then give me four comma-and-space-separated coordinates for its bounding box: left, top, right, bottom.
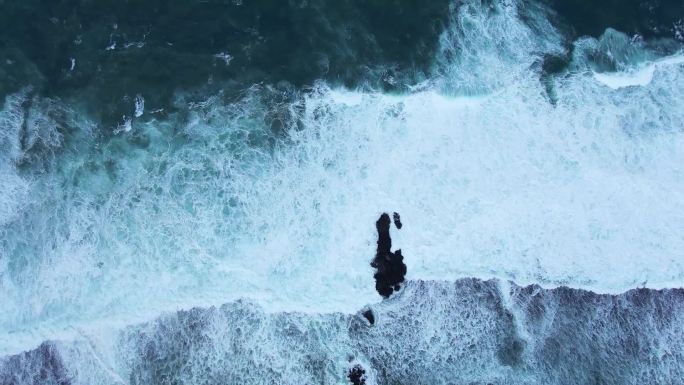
1, 1, 684, 384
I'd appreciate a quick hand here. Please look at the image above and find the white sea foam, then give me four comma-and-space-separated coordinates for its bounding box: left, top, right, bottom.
593, 53, 684, 89
134, 95, 145, 118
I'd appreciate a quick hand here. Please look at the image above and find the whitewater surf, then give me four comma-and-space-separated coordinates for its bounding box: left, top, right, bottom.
1, 1, 683, 384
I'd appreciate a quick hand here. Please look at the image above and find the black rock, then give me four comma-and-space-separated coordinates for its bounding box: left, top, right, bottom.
348, 364, 367, 385
371, 212, 407, 298
362, 309, 375, 325
392, 212, 402, 229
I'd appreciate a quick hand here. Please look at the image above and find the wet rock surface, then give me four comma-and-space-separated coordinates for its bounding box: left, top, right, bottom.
361, 309, 375, 325
371, 212, 407, 298
392, 212, 402, 229
347, 364, 367, 385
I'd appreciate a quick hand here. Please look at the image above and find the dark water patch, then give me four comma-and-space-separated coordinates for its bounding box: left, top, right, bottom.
0, 342, 71, 385
497, 335, 526, 367
545, 0, 684, 41
3, 280, 684, 384
513, 284, 684, 384
529, 0, 683, 90
0, 0, 451, 127
535, 52, 573, 105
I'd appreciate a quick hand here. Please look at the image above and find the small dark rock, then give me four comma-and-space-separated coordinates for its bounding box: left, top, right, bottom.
362, 309, 375, 325
0, 342, 71, 385
348, 364, 367, 385
392, 212, 402, 229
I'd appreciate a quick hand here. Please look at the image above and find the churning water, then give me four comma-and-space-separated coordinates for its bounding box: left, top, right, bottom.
1, 1, 684, 384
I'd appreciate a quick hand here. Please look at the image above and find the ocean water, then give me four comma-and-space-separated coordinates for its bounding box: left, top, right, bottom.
1, 1, 684, 384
